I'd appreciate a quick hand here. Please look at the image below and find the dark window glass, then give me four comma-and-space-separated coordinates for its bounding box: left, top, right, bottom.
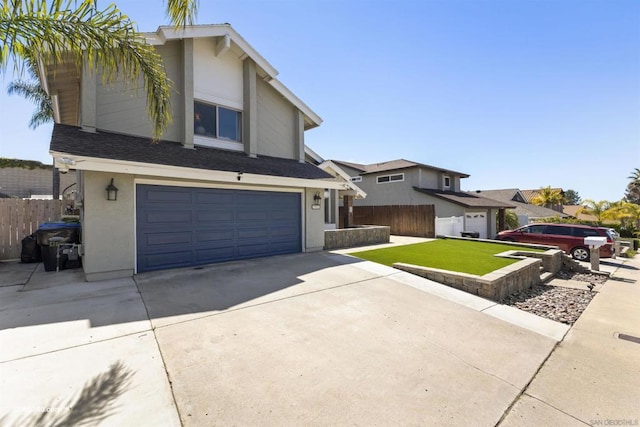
194, 101, 216, 137
526, 225, 546, 234
377, 176, 390, 183
390, 174, 404, 181
546, 225, 570, 235
218, 107, 242, 142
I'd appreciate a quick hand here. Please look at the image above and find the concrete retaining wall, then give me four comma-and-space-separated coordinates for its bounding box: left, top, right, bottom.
324, 225, 390, 250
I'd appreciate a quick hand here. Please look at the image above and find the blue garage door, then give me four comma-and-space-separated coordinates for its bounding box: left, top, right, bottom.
136, 185, 301, 273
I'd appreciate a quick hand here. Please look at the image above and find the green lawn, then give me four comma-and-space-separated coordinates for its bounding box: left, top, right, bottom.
351, 239, 543, 276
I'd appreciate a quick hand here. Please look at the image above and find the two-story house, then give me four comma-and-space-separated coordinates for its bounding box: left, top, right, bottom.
40, 24, 348, 280
329, 159, 514, 239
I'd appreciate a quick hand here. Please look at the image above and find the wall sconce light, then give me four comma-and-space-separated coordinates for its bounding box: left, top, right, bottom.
106, 178, 118, 201
312, 191, 322, 210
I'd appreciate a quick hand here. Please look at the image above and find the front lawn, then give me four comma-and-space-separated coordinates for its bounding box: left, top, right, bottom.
351, 239, 543, 276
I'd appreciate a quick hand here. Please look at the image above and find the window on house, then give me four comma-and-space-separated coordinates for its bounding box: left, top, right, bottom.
350, 176, 362, 182
376, 173, 404, 184
444, 175, 451, 189
194, 101, 242, 142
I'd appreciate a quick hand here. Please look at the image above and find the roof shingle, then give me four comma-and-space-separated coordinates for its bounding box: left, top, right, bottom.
50, 124, 333, 180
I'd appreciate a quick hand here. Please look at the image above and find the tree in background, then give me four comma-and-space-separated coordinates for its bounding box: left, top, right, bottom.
579, 199, 614, 225
563, 189, 581, 205
0, 0, 198, 139
531, 186, 564, 209
6, 60, 53, 129
624, 168, 640, 204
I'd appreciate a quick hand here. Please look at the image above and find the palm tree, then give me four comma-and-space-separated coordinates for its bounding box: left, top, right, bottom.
531, 186, 564, 209
7, 59, 53, 129
0, 0, 198, 139
628, 168, 640, 182
579, 199, 613, 225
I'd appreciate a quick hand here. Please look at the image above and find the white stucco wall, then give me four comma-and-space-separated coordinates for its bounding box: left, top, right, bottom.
305, 187, 325, 251
193, 38, 243, 110
81, 171, 135, 281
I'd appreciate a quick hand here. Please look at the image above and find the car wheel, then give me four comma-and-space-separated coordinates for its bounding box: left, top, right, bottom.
571, 247, 590, 261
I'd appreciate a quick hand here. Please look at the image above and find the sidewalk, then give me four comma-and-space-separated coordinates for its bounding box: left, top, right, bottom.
500, 255, 640, 426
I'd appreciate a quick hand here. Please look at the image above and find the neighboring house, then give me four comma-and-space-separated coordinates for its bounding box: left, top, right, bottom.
327, 159, 514, 239
0, 158, 76, 198
563, 205, 599, 222
473, 188, 569, 226
40, 24, 347, 281
520, 188, 565, 213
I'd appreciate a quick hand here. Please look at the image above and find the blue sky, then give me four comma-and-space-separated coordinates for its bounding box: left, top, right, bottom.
1, 0, 638, 202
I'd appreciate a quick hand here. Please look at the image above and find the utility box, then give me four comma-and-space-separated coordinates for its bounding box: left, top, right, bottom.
584, 236, 607, 248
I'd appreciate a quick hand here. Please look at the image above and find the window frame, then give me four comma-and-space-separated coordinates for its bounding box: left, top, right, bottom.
443, 175, 451, 189
376, 173, 404, 184
350, 176, 362, 183
194, 100, 243, 148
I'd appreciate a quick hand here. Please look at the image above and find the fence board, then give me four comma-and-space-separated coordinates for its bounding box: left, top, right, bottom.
0, 199, 64, 260
339, 204, 435, 237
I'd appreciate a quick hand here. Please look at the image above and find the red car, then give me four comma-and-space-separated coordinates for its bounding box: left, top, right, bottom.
495, 223, 615, 261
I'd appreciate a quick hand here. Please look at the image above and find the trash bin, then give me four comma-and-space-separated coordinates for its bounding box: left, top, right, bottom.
20, 233, 41, 263
36, 222, 80, 272
461, 231, 480, 238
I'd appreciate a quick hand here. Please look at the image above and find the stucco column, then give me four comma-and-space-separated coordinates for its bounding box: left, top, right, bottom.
343, 195, 353, 228
498, 208, 506, 231
243, 58, 258, 158
182, 39, 194, 149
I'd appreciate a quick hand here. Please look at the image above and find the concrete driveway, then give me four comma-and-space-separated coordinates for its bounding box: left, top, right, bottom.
4, 248, 633, 425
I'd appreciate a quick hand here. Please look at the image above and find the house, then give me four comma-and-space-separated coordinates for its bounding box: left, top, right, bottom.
0, 158, 76, 198
327, 159, 514, 239
520, 188, 565, 213
472, 188, 569, 225
40, 24, 349, 281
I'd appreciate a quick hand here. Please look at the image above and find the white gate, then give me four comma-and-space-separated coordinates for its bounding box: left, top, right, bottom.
435, 216, 464, 237
464, 211, 487, 239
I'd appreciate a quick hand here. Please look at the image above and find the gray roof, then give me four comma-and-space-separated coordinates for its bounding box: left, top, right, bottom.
50, 124, 332, 180
332, 159, 469, 177
413, 187, 515, 209
469, 189, 567, 218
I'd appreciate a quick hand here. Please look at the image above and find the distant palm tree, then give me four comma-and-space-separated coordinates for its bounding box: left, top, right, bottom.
531, 186, 564, 209
628, 168, 640, 182
580, 199, 613, 225
7, 60, 53, 129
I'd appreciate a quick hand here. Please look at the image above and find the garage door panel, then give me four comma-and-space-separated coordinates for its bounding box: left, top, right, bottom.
143, 250, 194, 270
137, 185, 301, 273
197, 229, 235, 243
144, 188, 192, 203
196, 210, 234, 223
145, 231, 193, 246
143, 210, 193, 225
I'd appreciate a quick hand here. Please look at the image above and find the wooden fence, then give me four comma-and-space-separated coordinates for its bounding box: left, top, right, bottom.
0, 199, 65, 260
339, 204, 436, 237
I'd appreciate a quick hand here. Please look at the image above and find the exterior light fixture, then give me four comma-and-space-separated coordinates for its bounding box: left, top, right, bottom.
106, 178, 118, 201
312, 191, 322, 210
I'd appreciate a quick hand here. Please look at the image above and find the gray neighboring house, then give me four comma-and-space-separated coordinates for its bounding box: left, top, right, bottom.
0, 159, 76, 198
472, 188, 569, 226
40, 24, 347, 281
329, 159, 514, 239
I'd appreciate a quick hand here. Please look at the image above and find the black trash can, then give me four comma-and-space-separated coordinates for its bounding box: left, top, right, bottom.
20, 233, 41, 263
36, 222, 80, 272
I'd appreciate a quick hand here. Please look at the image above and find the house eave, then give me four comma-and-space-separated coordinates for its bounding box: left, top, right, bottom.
50, 151, 347, 190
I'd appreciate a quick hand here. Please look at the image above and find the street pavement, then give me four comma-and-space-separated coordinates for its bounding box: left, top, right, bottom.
0, 240, 637, 426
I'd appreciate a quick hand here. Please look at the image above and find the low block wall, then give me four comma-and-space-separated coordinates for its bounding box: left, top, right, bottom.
324, 225, 390, 250
394, 258, 542, 301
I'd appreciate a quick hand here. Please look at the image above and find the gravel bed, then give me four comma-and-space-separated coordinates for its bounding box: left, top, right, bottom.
500, 270, 606, 325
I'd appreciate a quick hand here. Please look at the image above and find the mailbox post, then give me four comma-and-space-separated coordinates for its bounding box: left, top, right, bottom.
584, 236, 607, 271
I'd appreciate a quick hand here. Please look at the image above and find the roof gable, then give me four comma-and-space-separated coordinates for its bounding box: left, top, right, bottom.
332, 158, 469, 177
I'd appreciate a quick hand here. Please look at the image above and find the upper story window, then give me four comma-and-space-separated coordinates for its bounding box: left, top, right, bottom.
443, 175, 451, 189
377, 173, 404, 184
194, 101, 242, 142
350, 176, 362, 182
